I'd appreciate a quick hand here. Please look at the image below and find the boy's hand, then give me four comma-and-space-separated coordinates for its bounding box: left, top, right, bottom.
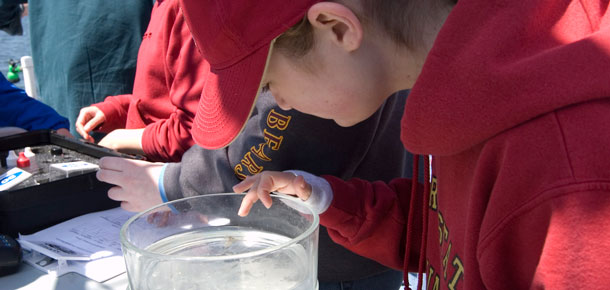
97, 128, 145, 155
96, 157, 164, 212
76, 106, 106, 142
233, 171, 312, 216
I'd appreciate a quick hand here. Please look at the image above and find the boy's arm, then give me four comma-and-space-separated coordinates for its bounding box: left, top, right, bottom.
161, 92, 278, 202
97, 128, 145, 155
314, 176, 423, 271
139, 6, 204, 162
96, 156, 164, 212
140, 104, 197, 161
0, 74, 69, 131
92, 94, 132, 132
162, 145, 238, 202
232, 169, 422, 271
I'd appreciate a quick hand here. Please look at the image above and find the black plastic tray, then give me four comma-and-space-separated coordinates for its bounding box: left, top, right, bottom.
0, 130, 136, 237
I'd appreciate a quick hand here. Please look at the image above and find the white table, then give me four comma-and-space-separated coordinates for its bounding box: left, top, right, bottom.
0, 262, 128, 290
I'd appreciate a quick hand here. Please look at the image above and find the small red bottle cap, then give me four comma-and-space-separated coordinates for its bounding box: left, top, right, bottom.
17, 152, 30, 168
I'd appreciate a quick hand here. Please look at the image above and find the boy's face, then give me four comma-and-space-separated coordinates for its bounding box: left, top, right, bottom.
260, 2, 416, 127
264, 38, 391, 127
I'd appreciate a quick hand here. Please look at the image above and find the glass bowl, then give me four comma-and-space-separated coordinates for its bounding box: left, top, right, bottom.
120, 193, 319, 290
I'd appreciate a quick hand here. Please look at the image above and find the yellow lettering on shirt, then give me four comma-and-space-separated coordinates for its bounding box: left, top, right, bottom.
438, 211, 449, 246
233, 110, 289, 180
427, 262, 441, 290
448, 256, 465, 290
241, 152, 263, 175
267, 109, 291, 130
234, 164, 247, 180
251, 143, 271, 161
442, 242, 452, 279
263, 129, 283, 150
427, 174, 466, 289
429, 177, 438, 210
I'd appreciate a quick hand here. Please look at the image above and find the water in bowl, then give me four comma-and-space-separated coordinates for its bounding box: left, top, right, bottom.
139, 226, 314, 290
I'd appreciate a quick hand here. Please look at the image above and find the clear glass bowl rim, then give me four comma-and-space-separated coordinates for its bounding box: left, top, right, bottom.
119, 192, 320, 262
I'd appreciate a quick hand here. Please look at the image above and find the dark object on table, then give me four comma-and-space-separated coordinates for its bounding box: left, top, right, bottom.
0, 130, 142, 237
0, 233, 21, 277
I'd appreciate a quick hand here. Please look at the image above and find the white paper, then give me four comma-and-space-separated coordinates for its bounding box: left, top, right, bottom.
17, 207, 136, 282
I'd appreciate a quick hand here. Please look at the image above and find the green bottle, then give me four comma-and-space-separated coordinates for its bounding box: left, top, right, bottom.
7, 59, 21, 83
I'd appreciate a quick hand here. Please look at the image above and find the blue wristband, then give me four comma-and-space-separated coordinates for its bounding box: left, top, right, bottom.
158, 163, 178, 213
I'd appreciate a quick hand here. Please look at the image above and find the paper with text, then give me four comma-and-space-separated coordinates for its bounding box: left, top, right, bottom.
17, 207, 135, 282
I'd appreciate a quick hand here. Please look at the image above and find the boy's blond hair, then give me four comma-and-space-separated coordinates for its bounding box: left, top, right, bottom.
275, 0, 455, 56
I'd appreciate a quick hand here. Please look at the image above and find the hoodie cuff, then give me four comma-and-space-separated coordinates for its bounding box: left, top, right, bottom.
92, 102, 123, 132
141, 124, 161, 161
285, 170, 333, 214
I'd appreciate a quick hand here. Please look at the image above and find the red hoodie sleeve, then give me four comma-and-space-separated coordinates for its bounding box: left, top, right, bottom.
320, 175, 424, 271
140, 5, 204, 162
93, 94, 132, 132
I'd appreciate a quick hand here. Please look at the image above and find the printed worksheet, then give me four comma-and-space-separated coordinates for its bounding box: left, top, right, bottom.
17, 207, 135, 282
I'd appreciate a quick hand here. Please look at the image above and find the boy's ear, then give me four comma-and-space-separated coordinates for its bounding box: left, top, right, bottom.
307, 2, 363, 52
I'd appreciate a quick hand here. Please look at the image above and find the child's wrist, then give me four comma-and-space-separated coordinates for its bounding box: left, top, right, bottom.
285, 170, 333, 214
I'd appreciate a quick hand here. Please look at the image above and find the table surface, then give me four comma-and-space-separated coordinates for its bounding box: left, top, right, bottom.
2, 258, 413, 290
0, 262, 128, 290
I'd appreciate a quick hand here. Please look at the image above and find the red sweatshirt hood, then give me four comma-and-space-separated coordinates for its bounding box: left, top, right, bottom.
401, 0, 610, 156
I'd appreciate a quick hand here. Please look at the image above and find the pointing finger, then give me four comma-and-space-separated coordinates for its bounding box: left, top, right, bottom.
238, 191, 259, 217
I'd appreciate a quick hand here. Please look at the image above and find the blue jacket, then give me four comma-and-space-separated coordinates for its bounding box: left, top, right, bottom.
0, 73, 69, 131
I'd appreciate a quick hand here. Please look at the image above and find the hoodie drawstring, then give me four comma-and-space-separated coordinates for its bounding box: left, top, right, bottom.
417, 155, 430, 290
404, 155, 430, 290
403, 154, 419, 289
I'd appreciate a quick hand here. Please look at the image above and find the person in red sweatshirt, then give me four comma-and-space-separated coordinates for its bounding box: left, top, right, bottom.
75, 0, 204, 161
178, 0, 610, 289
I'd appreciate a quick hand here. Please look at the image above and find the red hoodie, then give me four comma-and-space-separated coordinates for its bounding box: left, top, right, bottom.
93, 0, 206, 161
321, 0, 610, 289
